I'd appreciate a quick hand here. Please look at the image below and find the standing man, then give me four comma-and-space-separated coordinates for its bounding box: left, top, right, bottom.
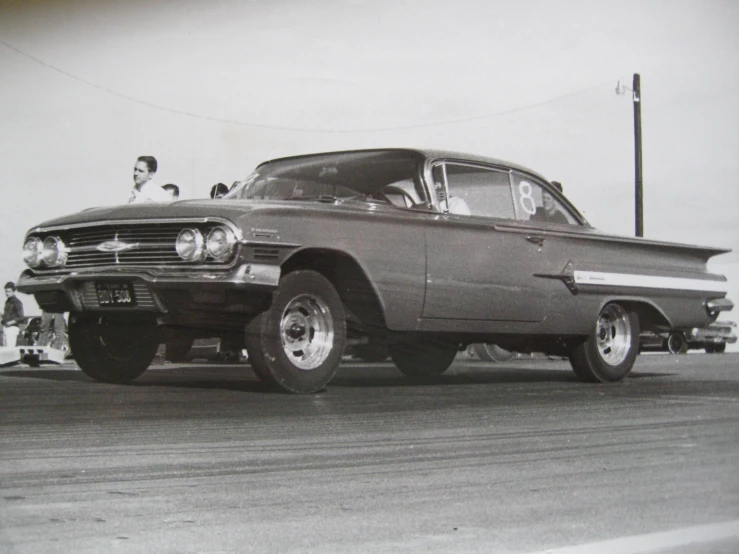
129, 155, 170, 203
2, 282, 24, 347
38, 311, 66, 348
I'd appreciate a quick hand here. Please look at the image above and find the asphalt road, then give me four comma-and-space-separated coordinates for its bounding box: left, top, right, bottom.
1, 353, 738, 554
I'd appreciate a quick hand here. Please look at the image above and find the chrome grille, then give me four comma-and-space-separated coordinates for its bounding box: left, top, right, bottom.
37, 222, 233, 269
65, 225, 182, 268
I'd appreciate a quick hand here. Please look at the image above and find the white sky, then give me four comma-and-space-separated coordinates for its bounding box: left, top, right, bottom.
1, 0, 737, 343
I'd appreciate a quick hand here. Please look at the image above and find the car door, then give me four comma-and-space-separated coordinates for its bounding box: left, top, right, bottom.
422, 162, 555, 322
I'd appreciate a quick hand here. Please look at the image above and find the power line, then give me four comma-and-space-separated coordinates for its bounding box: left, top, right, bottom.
1, 37, 614, 133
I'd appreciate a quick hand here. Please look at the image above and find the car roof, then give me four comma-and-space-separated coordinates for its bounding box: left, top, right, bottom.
257, 148, 550, 182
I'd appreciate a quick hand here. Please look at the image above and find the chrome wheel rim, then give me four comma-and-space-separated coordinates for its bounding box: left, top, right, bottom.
595, 304, 632, 366
667, 333, 685, 354
279, 294, 334, 370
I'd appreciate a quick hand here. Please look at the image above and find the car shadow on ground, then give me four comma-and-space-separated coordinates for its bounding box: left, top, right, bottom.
330, 363, 675, 388
0, 362, 675, 393
0, 364, 269, 393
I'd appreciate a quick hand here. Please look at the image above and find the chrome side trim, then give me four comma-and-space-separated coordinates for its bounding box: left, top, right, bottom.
574, 270, 728, 293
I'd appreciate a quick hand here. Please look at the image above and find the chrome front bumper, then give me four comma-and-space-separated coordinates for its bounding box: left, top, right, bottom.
16, 263, 281, 313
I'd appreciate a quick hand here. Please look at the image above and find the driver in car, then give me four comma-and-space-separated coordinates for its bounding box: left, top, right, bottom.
531, 191, 567, 224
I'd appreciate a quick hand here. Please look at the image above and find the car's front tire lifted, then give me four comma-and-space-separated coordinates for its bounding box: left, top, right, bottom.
69, 314, 161, 384
246, 270, 347, 393
389, 338, 458, 377
570, 303, 639, 383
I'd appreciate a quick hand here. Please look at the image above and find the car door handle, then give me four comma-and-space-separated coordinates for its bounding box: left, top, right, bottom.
526, 235, 545, 246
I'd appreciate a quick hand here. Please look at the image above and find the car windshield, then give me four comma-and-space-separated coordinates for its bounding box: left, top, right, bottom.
226, 150, 426, 202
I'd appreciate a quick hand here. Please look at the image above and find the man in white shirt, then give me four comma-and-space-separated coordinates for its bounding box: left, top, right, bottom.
129, 155, 170, 203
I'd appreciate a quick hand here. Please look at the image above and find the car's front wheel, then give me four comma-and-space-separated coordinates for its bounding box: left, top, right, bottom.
570, 303, 639, 383
69, 314, 161, 384
389, 339, 458, 377
246, 271, 347, 393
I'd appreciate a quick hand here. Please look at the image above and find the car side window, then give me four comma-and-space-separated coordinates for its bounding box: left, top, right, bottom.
510, 172, 578, 225
435, 163, 516, 219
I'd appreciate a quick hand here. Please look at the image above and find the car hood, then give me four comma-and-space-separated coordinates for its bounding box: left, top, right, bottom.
27, 199, 313, 230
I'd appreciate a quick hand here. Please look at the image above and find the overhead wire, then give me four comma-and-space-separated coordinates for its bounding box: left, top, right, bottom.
0, 37, 615, 133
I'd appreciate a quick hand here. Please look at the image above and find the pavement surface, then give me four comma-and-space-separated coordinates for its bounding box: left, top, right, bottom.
1, 353, 738, 553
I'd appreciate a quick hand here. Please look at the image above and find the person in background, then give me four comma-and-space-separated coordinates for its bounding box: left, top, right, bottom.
210, 182, 229, 199
162, 183, 180, 201
2, 282, 24, 347
434, 180, 470, 215
129, 155, 170, 203
38, 311, 66, 348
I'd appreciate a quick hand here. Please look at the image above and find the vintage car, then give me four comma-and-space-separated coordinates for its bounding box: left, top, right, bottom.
640, 320, 737, 354
16, 149, 733, 393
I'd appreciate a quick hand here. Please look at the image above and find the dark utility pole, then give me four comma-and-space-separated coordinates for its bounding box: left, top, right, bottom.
632, 73, 643, 237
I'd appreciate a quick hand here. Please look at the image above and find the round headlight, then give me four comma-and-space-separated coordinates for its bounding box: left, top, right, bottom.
23, 237, 43, 268
42, 236, 68, 267
176, 228, 205, 262
206, 226, 236, 262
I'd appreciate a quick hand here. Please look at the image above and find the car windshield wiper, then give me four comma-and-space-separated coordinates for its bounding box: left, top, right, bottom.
288, 195, 339, 203
288, 194, 367, 203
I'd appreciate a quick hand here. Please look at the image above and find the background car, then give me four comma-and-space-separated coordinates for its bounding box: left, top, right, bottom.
18, 315, 42, 347
640, 320, 737, 354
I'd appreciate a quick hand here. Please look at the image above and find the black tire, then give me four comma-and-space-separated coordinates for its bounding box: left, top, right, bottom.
389, 339, 458, 377
569, 303, 640, 383
246, 271, 347, 393
705, 343, 726, 354
165, 333, 194, 362
244, 313, 278, 385
473, 343, 515, 363
666, 332, 689, 354
69, 314, 160, 384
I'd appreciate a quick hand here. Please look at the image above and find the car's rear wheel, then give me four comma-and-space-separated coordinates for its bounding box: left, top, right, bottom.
667, 331, 689, 354
473, 343, 515, 363
569, 303, 639, 383
705, 343, 726, 354
389, 339, 458, 377
69, 314, 161, 384
246, 271, 347, 393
